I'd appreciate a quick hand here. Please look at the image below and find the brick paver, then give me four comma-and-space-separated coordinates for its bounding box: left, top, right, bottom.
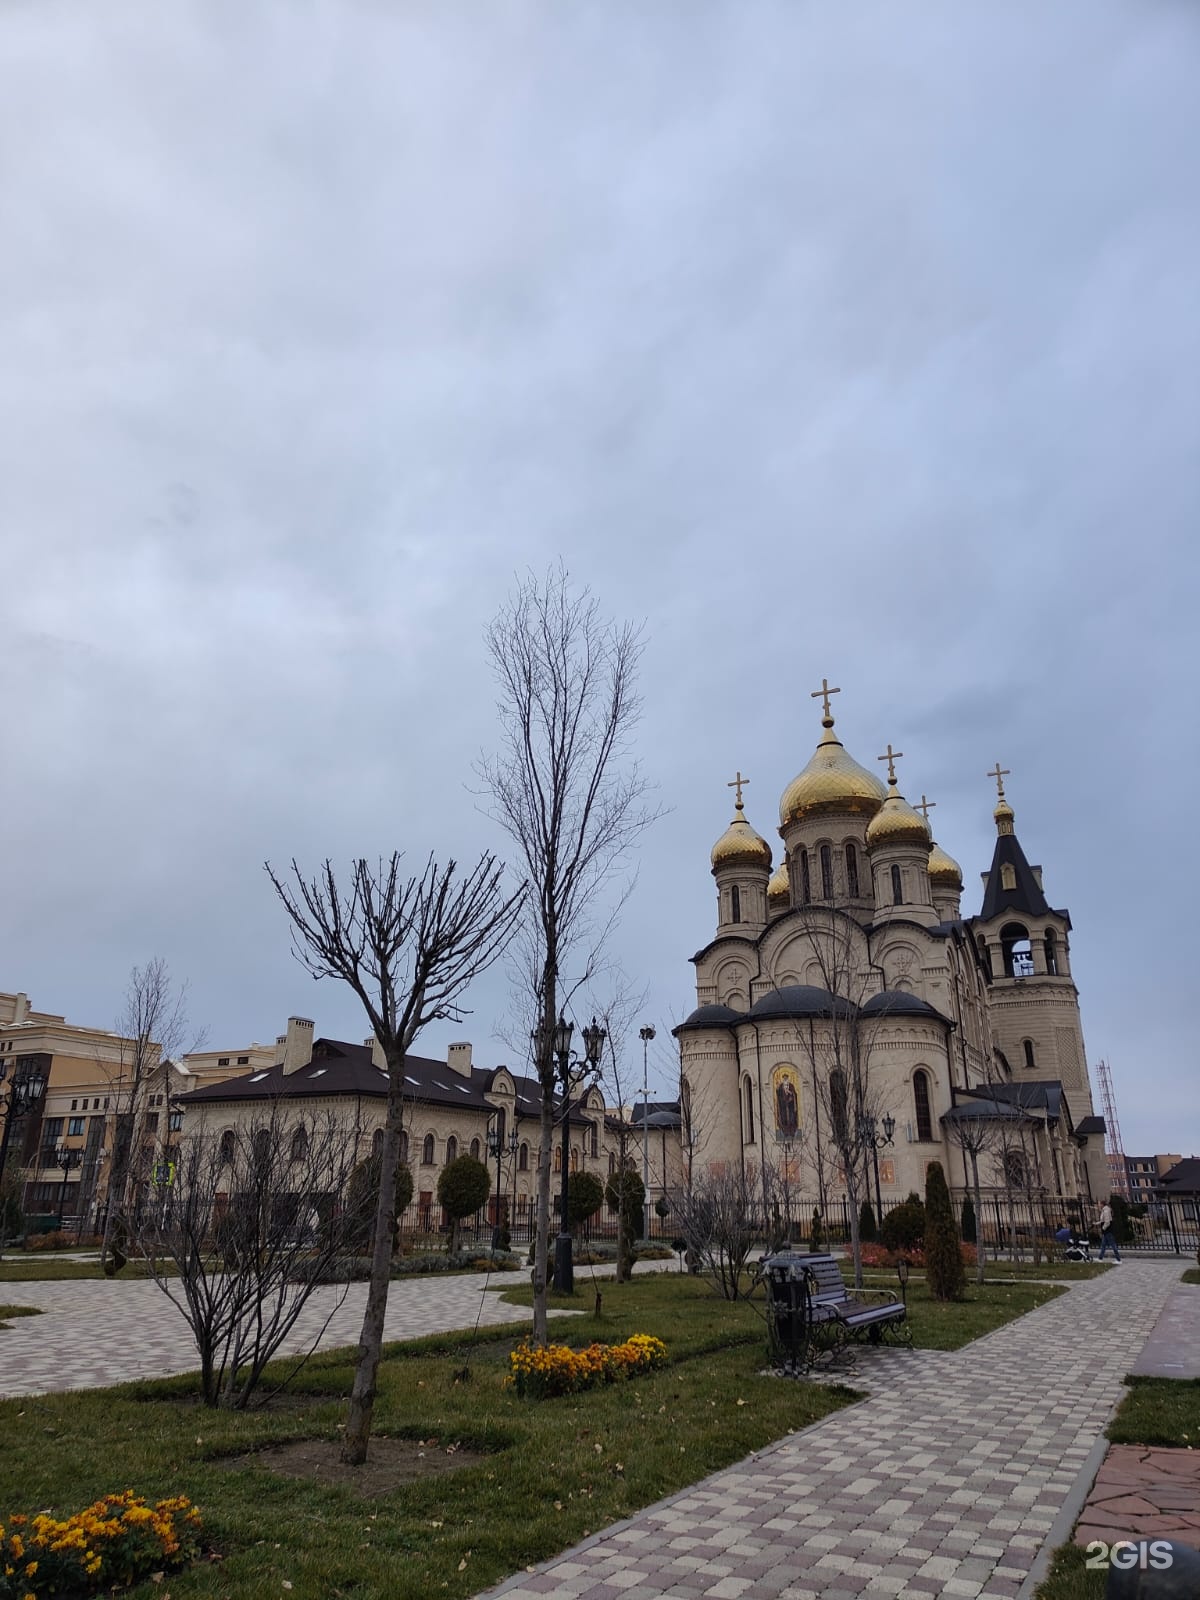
481, 1263, 1184, 1600
1074, 1444, 1200, 1547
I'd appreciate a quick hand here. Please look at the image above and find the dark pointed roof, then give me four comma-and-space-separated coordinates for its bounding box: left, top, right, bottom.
979, 827, 1051, 922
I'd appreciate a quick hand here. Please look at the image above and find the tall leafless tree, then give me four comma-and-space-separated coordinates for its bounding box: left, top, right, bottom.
588, 976, 650, 1283
266, 852, 523, 1465
476, 567, 659, 1343
101, 958, 202, 1270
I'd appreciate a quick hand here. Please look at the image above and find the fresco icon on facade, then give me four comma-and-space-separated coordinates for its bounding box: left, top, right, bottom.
773, 1064, 801, 1137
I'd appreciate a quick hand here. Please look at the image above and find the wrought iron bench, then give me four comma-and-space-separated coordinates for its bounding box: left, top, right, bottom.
763, 1251, 909, 1372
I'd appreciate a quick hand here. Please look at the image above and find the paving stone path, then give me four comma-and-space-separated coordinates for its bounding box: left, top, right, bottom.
483, 1262, 1185, 1600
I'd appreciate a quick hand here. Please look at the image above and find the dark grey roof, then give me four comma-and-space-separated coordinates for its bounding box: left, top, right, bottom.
1075, 1115, 1106, 1136
861, 990, 950, 1024
942, 1099, 1027, 1124
747, 985, 855, 1022
673, 1003, 741, 1034
968, 1079, 1066, 1120
1158, 1157, 1200, 1194
631, 1100, 683, 1131
178, 1039, 590, 1124
978, 828, 1051, 922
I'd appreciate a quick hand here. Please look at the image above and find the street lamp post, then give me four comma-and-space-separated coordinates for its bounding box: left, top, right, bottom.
858, 1113, 896, 1228
53, 1144, 82, 1229
0, 1060, 49, 1225
639, 1025, 655, 1237
487, 1121, 520, 1251
544, 1013, 606, 1294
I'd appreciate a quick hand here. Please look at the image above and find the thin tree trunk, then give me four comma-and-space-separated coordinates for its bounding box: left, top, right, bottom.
532, 1100, 552, 1342
969, 1151, 986, 1285
341, 1078, 404, 1466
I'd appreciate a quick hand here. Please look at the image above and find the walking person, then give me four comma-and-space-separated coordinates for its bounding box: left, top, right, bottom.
1098, 1199, 1122, 1261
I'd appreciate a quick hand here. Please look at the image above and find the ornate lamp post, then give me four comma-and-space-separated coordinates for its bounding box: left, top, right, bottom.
53, 1144, 82, 1228
858, 1113, 896, 1229
542, 1013, 605, 1294
487, 1119, 520, 1251
0, 1058, 49, 1198
638, 1025, 655, 1238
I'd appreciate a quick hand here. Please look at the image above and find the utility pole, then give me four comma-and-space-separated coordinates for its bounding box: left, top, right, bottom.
639, 1025, 655, 1238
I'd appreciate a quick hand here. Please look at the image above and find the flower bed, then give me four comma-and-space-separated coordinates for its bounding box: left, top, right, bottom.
508, 1334, 668, 1399
1, 1492, 201, 1599
858, 1242, 976, 1269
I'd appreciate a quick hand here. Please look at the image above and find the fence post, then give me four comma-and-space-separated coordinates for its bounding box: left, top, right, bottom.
1167, 1200, 1181, 1256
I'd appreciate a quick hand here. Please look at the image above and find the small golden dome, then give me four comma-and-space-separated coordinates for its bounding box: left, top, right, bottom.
779, 717, 887, 827
767, 861, 790, 902
994, 798, 1015, 837
866, 781, 933, 851
710, 801, 772, 874
927, 841, 963, 889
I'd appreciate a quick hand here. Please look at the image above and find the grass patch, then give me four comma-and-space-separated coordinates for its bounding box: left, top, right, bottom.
1107, 1375, 1200, 1448
1181, 1268, 1200, 1285
0, 1258, 170, 1282
0, 1303, 42, 1329
1034, 1541, 1104, 1600
860, 1262, 1111, 1283
0, 1275, 856, 1600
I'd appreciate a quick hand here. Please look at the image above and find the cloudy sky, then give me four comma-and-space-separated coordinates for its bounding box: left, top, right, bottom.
3, 1, 1197, 1152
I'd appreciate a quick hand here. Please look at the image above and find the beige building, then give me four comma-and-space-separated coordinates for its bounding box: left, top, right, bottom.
673, 693, 1109, 1222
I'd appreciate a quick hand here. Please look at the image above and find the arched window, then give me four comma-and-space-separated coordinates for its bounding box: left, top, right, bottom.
445, 1135, 458, 1163
219, 1129, 235, 1166
399, 1129, 409, 1163
570, 1147, 578, 1172
590, 1121, 599, 1158
1003, 1148, 1027, 1190
730, 884, 741, 924
891, 864, 903, 905
553, 1145, 561, 1173
371, 1126, 384, 1158
800, 849, 812, 903
494, 1109, 506, 1144
1000, 863, 1017, 892
1023, 1039, 1036, 1071
743, 1077, 755, 1144
1044, 929, 1058, 975
913, 1070, 933, 1142
518, 1141, 529, 1171
290, 1124, 308, 1163
469, 1137, 481, 1160
607, 1151, 615, 1176
845, 842, 860, 898
422, 1133, 435, 1165
829, 1069, 849, 1144
820, 844, 834, 899
1001, 922, 1033, 978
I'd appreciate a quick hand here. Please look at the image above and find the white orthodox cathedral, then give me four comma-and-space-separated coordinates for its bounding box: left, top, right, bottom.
673, 684, 1109, 1216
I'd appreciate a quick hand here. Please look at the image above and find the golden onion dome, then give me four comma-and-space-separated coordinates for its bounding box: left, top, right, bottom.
927, 841, 964, 889
866, 780, 933, 851
778, 716, 887, 827
994, 797, 1015, 837
767, 860, 790, 902
710, 801, 772, 874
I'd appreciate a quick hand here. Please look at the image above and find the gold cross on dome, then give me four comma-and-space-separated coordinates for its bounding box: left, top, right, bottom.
916, 795, 936, 821
810, 678, 841, 719
876, 744, 903, 784
987, 762, 1011, 799
727, 770, 749, 808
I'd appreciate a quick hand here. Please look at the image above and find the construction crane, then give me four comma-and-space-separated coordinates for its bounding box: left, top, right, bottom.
1094, 1058, 1130, 1197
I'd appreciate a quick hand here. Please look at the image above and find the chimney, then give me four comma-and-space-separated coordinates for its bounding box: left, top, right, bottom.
13, 993, 29, 1025
365, 1035, 387, 1070
447, 1041, 472, 1078
282, 1017, 315, 1075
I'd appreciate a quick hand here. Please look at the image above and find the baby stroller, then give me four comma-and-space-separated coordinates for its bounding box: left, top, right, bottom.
1055, 1226, 1091, 1262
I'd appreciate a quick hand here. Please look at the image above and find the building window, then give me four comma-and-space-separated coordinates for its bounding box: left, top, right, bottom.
1003, 1149, 1027, 1190
43, 1117, 63, 1143
399, 1129, 409, 1162
570, 1147, 578, 1173
891, 864, 903, 905
800, 849, 812, 903
845, 842, 860, 898
820, 844, 834, 899
730, 884, 741, 924
554, 1146, 562, 1173
1044, 929, 1058, 975
218, 1057, 230, 1067
422, 1134, 435, 1165
518, 1141, 529, 1172
290, 1125, 308, 1162
470, 1137, 481, 1160
743, 1077, 755, 1144
1023, 1039, 1036, 1071
237, 1055, 250, 1065
144, 1113, 158, 1135
220, 1130, 236, 1165
590, 1121, 599, 1158
67, 1116, 85, 1137
1000, 863, 1017, 892
446, 1135, 458, 1163
913, 1070, 933, 1142
169, 1110, 182, 1132
1001, 922, 1034, 978
70, 1099, 77, 1112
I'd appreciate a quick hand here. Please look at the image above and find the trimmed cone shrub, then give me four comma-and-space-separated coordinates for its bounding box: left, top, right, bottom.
961, 1195, 977, 1244
567, 1170, 605, 1234
880, 1200, 924, 1253
859, 1200, 877, 1243
925, 1160, 965, 1301
605, 1170, 645, 1281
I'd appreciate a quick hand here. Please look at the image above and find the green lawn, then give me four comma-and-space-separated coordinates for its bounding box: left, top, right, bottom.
0, 1302, 42, 1329
0, 1275, 857, 1600
859, 1261, 1111, 1283
0, 1257, 168, 1282
1181, 1267, 1200, 1285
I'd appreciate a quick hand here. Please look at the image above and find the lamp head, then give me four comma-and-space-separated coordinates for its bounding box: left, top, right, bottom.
882, 1113, 896, 1143
552, 1013, 574, 1062
581, 1016, 606, 1068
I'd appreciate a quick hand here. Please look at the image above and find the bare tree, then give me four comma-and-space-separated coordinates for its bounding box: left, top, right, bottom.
101, 959, 202, 1271
266, 852, 523, 1465
676, 1165, 759, 1301
476, 567, 659, 1343
131, 1107, 361, 1408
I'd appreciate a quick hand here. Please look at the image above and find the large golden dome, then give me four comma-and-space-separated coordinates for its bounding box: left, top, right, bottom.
710, 801, 772, 874
767, 860, 790, 902
866, 781, 932, 851
779, 717, 887, 827
927, 841, 964, 888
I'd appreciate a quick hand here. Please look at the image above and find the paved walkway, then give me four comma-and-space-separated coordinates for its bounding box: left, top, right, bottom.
482, 1262, 1185, 1600
1130, 1283, 1200, 1377
0, 1270, 558, 1397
